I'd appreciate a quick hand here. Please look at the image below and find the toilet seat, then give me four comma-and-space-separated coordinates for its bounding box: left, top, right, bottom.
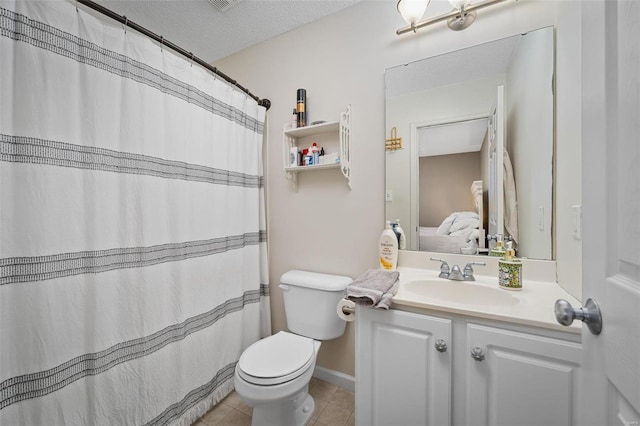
237, 331, 316, 386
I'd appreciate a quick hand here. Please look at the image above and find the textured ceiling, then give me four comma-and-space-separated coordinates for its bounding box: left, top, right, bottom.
94, 0, 362, 63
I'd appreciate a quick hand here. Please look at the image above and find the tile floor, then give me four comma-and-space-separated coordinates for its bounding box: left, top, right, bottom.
192, 377, 355, 426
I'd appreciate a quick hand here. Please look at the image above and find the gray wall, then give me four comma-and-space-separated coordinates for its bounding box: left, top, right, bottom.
419, 152, 481, 227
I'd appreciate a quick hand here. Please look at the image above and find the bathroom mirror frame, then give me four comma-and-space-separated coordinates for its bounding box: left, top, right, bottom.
385, 26, 555, 260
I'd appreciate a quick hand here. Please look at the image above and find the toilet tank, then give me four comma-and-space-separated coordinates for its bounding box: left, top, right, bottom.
279, 270, 352, 340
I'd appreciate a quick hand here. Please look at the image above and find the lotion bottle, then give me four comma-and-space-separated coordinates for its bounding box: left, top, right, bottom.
379, 221, 398, 271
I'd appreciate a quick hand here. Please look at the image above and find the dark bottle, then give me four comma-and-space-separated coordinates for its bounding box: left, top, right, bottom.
391, 223, 401, 244
296, 89, 307, 127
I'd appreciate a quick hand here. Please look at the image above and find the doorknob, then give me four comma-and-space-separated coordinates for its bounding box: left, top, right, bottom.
554, 298, 603, 335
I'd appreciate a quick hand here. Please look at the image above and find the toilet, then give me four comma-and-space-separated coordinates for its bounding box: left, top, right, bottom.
234, 270, 352, 426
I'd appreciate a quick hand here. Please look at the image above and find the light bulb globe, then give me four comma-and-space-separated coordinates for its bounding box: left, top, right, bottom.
397, 0, 430, 26
448, 0, 470, 9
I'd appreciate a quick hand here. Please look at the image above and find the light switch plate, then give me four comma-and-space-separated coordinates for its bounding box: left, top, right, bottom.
572, 205, 582, 240
385, 189, 393, 202
538, 206, 545, 231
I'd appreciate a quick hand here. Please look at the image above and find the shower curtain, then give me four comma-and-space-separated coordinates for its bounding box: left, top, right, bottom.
0, 1, 270, 424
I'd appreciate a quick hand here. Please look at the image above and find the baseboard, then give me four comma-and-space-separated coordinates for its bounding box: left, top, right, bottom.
312, 366, 355, 392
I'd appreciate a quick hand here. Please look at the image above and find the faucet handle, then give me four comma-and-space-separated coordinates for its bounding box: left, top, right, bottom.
430, 257, 450, 278
463, 261, 486, 281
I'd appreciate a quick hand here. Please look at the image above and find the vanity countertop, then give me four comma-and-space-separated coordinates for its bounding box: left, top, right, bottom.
392, 265, 582, 334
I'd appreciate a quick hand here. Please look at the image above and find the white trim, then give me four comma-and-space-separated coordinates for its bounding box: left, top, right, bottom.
313, 366, 355, 393
409, 112, 491, 251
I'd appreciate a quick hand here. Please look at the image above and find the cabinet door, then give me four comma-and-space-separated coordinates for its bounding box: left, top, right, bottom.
356, 307, 451, 426
466, 323, 582, 426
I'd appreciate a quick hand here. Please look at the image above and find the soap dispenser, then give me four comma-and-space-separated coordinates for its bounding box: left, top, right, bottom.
490, 234, 506, 257
498, 241, 522, 290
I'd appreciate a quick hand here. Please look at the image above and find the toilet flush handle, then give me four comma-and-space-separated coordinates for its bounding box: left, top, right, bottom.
279, 284, 290, 292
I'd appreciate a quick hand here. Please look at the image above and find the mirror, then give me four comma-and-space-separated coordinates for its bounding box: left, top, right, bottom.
385, 26, 554, 260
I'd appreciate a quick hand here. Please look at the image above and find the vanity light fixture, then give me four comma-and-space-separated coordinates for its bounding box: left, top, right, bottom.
396, 0, 508, 35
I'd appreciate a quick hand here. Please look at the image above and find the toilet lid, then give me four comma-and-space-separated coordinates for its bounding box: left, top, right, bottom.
238, 331, 315, 385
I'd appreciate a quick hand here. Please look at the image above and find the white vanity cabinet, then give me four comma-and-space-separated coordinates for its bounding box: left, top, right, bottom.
355, 307, 583, 426
356, 307, 452, 426
465, 323, 582, 426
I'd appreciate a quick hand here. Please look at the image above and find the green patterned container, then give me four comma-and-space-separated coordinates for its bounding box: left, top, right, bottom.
490, 245, 506, 257
490, 238, 506, 257
498, 249, 522, 290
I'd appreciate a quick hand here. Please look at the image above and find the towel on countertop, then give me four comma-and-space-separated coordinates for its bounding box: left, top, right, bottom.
346, 269, 400, 309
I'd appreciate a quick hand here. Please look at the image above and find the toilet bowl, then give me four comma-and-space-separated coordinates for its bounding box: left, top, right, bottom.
234, 332, 321, 426
233, 270, 352, 426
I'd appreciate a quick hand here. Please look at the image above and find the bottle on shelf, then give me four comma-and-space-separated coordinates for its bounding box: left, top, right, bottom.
296, 89, 307, 127
310, 143, 320, 166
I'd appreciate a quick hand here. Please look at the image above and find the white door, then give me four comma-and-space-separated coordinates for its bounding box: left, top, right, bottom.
577, 1, 640, 424
488, 85, 505, 239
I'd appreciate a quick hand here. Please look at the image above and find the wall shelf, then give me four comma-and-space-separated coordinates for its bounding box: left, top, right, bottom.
284, 120, 339, 138
284, 163, 342, 173
283, 105, 351, 190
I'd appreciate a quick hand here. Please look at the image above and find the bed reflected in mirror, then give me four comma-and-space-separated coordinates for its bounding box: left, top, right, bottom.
415, 118, 486, 254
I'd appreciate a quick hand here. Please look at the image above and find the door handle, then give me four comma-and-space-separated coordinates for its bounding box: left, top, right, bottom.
554, 298, 602, 335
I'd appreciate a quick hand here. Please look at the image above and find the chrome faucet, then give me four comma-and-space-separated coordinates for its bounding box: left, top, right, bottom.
431, 257, 486, 281
430, 257, 450, 279
462, 261, 486, 281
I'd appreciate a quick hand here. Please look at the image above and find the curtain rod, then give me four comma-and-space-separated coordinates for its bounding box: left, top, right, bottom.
76, 0, 271, 110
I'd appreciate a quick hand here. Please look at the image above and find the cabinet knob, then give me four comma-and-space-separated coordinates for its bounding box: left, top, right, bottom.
434, 339, 447, 353
471, 347, 485, 362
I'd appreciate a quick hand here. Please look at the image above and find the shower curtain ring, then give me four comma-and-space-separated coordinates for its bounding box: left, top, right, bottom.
190, 52, 194, 67
123, 16, 127, 34
160, 36, 164, 51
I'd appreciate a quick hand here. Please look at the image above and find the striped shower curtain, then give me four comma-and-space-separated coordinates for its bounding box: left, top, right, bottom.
0, 1, 270, 424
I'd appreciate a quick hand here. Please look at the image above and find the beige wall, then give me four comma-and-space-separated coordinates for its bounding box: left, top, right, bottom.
215, 0, 582, 376
506, 27, 554, 259
419, 152, 481, 227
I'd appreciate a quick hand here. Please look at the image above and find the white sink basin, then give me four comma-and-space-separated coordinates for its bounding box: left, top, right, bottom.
403, 279, 519, 307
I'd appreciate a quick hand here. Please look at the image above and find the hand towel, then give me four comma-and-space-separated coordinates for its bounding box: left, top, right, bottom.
503, 149, 519, 244
346, 269, 400, 309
